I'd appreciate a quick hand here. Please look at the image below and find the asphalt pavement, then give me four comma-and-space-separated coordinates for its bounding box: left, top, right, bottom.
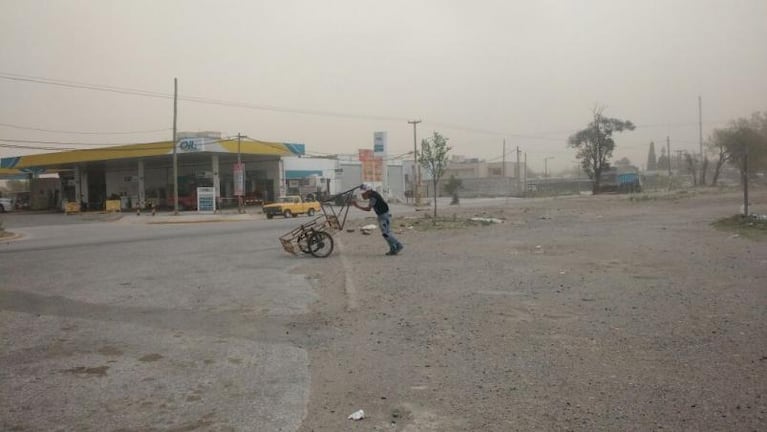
0, 213, 318, 431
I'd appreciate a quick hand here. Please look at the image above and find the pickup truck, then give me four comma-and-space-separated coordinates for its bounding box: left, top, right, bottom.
263, 196, 321, 219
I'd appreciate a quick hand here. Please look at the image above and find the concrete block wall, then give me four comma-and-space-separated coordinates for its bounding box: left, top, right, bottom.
429, 177, 523, 198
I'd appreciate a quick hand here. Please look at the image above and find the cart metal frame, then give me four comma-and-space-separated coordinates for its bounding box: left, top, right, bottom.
279, 185, 361, 258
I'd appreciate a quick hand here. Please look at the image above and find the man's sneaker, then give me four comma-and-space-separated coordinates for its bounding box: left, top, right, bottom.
385, 250, 397, 256
396, 244, 404, 253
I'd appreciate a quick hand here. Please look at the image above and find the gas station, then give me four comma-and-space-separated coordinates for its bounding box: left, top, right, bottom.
0, 132, 305, 212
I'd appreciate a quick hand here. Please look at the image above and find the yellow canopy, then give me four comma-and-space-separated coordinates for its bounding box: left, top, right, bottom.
1, 139, 302, 170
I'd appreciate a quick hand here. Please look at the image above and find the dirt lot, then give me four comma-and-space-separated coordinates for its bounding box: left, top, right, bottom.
294, 187, 766, 432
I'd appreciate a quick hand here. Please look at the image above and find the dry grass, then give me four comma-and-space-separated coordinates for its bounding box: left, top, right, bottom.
712, 214, 767, 240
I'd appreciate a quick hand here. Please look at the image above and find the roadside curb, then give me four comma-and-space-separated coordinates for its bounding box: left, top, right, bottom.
115, 213, 264, 225
0, 231, 24, 242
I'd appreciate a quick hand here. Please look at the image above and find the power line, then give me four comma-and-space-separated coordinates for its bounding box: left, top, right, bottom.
0, 72, 171, 99
0, 143, 77, 151
0, 122, 170, 135
0, 72, 408, 123
0, 137, 164, 146
0, 72, 578, 141
0, 71, 735, 146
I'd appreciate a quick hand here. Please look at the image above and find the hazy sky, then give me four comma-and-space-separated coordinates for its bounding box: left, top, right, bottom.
1, 0, 766, 173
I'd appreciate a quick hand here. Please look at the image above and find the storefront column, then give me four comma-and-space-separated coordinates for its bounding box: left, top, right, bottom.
137, 159, 145, 209
80, 169, 89, 206
74, 165, 88, 206
73, 165, 81, 206
212, 154, 220, 210
278, 158, 286, 199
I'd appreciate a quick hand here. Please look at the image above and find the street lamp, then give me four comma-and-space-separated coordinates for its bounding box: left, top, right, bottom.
544, 157, 555, 177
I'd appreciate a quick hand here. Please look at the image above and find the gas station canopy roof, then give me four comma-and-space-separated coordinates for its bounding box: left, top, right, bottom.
0, 138, 305, 177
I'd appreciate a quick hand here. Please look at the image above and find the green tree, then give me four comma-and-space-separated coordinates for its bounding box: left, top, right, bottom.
419, 131, 451, 222
568, 107, 635, 194
443, 175, 463, 205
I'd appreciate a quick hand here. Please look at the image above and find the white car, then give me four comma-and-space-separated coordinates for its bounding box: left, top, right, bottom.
0, 197, 14, 212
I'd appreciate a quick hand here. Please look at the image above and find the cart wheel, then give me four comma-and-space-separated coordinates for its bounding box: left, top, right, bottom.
308, 231, 334, 258
307, 208, 315, 217
297, 231, 313, 254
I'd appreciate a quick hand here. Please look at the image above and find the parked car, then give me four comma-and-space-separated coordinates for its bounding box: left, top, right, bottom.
263, 196, 320, 219
0, 197, 14, 212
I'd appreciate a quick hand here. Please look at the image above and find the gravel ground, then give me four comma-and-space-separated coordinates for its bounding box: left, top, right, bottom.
293, 187, 767, 432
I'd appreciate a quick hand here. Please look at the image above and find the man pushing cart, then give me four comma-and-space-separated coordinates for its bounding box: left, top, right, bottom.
278, 185, 361, 258
278, 184, 403, 258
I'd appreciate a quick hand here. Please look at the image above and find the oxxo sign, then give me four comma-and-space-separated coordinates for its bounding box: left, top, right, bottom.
177, 138, 205, 152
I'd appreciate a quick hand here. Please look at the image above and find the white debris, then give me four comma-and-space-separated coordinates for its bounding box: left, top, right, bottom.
469, 217, 504, 224
348, 409, 365, 420
360, 224, 378, 235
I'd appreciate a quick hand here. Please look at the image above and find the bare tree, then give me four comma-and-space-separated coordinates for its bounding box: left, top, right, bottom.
418, 131, 451, 223
707, 129, 732, 186
684, 152, 699, 186
708, 112, 767, 186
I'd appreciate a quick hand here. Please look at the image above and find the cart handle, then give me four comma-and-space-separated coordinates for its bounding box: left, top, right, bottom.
321, 185, 363, 204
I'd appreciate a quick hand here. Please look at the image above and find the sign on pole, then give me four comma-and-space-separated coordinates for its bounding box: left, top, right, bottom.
373, 131, 387, 157
374, 131, 388, 193
233, 162, 244, 196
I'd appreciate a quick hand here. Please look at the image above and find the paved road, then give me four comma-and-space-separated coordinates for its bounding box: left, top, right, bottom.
0, 196, 527, 431
0, 214, 319, 431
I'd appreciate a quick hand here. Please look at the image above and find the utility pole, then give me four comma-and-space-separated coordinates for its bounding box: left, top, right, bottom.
172, 78, 178, 215
523, 152, 527, 195
698, 96, 703, 158
743, 141, 749, 216
516, 146, 521, 194
502, 138, 506, 177
666, 136, 671, 176
408, 120, 422, 205
666, 136, 672, 191
237, 133, 243, 213
544, 156, 555, 178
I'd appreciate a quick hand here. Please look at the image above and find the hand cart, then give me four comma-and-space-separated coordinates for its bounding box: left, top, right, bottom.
279, 185, 361, 258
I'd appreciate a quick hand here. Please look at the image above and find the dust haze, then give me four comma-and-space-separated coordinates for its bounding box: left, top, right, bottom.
1, 0, 766, 173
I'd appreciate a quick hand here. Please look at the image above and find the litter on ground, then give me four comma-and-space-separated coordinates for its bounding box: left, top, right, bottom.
348, 409, 365, 420
469, 217, 504, 224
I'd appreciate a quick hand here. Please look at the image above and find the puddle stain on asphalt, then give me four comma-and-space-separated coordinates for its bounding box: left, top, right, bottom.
139, 353, 163, 362
97, 346, 124, 356
61, 365, 109, 377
